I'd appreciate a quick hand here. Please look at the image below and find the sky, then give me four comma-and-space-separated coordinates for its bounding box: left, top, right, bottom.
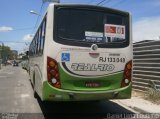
0, 0, 160, 53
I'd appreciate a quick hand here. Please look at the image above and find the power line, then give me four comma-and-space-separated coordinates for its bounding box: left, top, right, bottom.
97, 0, 106, 5
11, 27, 33, 31
96, 0, 112, 5
31, 2, 45, 35
1, 41, 30, 43
9, 27, 34, 32
99, 0, 112, 6
0, 27, 34, 32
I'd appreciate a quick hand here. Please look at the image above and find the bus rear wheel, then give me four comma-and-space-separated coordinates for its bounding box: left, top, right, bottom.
33, 89, 38, 98
33, 78, 38, 98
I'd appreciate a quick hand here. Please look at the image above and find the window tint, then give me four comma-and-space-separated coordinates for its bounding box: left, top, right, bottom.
54, 7, 129, 48
57, 9, 104, 41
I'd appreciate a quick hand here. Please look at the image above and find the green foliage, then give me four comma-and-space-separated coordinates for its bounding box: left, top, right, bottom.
147, 88, 160, 98
0, 45, 14, 60
145, 88, 160, 104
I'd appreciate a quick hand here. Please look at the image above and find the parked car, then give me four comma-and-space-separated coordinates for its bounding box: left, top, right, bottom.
13, 61, 18, 66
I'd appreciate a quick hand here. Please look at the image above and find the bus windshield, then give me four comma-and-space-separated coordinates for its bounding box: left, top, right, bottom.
55, 7, 129, 47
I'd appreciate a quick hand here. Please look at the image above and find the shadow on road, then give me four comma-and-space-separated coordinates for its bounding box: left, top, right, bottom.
36, 97, 135, 119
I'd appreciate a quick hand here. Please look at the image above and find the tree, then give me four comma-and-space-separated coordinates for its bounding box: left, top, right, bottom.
0, 45, 14, 63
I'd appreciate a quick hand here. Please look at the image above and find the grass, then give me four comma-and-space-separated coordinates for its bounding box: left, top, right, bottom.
145, 88, 160, 104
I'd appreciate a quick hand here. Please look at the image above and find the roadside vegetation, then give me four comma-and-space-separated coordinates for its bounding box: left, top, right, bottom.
132, 88, 160, 104
145, 88, 160, 104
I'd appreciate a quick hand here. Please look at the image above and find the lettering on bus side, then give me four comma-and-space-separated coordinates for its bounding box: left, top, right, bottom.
71, 63, 115, 71
99, 57, 125, 63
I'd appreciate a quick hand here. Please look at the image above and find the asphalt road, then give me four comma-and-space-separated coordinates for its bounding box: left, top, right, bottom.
0, 65, 136, 119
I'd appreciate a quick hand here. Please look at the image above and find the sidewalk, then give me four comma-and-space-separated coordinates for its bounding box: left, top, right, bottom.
113, 91, 160, 113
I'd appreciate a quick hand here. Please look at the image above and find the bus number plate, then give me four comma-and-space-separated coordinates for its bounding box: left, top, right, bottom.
85, 82, 100, 88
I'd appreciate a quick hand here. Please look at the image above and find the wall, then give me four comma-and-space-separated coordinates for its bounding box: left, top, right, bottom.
133, 40, 160, 91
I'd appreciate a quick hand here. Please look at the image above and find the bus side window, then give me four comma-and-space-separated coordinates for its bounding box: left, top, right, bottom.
38, 25, 42, 55
29, 42, 32, 56
31, 41, 34, 56
33, 38, 36, 56
37, 33, 39, 55
33, 34, 37, 56
40, 17, 46, 54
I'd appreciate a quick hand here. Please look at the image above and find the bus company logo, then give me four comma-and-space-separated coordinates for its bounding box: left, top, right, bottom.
71, 63, 115, 71
61, 53, 70, 62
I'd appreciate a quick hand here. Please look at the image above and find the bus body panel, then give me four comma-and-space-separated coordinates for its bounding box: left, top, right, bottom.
44, 42, 132, 92
29, 56, 44, 98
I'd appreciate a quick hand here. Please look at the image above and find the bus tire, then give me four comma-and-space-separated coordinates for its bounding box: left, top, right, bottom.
33, 83, 38, 99
33, 90, 38, 99
33, 74, 38, 98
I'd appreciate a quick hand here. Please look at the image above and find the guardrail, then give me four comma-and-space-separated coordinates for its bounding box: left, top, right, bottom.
133, 40, 160, 92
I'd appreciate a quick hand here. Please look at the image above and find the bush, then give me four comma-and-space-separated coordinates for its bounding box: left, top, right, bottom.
145, 88, 160, 104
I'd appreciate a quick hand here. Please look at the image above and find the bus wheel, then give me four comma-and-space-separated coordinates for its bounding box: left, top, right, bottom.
33, 81, 38, 98
33, 87, 38, 98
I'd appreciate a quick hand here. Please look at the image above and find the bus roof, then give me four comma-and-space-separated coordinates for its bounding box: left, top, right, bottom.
48, 3, 130, 16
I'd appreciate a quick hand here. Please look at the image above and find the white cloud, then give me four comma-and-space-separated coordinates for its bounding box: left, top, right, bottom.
23, 34, 34, 42
6, 43, 17, 49
133, 17, 160, 42
6, 42, 27, 52
5, 34, 33, 51
0, 26, 13, 32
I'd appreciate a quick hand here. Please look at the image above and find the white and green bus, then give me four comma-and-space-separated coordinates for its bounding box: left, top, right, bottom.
29, 3, 132, 101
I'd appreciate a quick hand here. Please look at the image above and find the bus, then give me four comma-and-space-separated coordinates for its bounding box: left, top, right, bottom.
28, 3, 132, 101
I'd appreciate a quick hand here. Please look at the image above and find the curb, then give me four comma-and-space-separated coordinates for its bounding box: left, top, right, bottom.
128, 106, 150, 113
117, 101, 150, 113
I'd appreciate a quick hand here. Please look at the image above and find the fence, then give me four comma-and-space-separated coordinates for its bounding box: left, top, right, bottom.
133, 40, 160, 92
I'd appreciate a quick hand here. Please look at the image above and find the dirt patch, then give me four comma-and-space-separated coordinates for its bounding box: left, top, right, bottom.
132, 90, 145, 97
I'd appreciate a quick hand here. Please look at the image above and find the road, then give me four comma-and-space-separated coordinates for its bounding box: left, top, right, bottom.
0, 65, 136, 119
